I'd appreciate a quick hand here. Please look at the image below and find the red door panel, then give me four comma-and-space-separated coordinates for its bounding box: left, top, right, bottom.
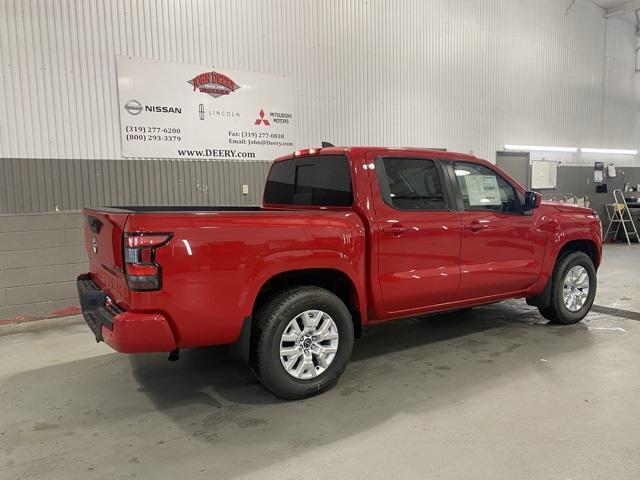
456, 211, 546, 299
377, 212, 462, 311
367, 154, 462, 314
449, 160, 547, 300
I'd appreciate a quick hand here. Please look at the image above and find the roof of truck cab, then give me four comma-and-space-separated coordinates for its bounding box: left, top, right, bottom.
273, 146, 482, 163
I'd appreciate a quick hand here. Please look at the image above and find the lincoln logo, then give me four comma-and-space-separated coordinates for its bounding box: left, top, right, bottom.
124, 100, 143, 115
188, 70, 240, 98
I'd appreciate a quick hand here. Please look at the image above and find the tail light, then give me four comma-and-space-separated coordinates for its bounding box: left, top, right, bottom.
124, 233, 172, 291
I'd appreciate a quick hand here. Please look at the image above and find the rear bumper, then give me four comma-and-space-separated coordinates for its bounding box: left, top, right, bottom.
76, 274, 177, 353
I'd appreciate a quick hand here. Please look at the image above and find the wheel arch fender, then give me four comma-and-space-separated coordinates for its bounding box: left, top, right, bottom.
230, 253, 366, 364
527, 237, 600, 309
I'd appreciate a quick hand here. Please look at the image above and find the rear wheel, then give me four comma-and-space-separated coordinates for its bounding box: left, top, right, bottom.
538, 251, 596, 324
255, 286, 354, 399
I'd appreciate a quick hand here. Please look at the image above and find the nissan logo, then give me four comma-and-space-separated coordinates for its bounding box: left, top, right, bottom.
124, 100, 143, 115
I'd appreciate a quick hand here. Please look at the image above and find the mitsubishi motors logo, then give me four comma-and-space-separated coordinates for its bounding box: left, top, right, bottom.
254, 109, 270, 126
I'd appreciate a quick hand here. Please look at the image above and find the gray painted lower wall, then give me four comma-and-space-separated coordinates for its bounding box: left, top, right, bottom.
0, 158, 270, 214
0, 212, 86, 319
0, 157, 272, 318
535, 165, 640, 221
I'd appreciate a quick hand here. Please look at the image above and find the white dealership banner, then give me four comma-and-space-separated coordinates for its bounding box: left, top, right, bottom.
116, 56, 297, 160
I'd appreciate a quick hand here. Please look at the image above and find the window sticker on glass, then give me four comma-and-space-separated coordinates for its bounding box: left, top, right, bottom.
465, 175, 501, 206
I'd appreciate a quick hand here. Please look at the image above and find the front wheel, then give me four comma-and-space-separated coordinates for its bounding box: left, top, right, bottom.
538, 251, 597, 324
255, 286, 354, 399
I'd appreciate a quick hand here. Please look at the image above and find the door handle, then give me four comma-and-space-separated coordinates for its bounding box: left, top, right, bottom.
464, 221, 489, 232
383, 225, 407, 236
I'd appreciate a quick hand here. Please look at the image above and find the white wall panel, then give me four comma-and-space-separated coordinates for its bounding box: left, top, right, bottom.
1, 0, 639, 162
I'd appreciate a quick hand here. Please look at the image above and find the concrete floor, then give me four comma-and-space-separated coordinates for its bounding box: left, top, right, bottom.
1, 245, 639, 480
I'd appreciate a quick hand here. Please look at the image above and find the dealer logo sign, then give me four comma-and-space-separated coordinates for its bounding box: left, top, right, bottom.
254, 109, 270, 126
124, 100, 143, 115
188, 70, 240, 98
124, 99, 182, 115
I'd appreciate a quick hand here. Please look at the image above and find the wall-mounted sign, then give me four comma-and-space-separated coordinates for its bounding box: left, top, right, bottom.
594, 161, 604, 183
116, 56, 297, 160
531, 160, 558, 189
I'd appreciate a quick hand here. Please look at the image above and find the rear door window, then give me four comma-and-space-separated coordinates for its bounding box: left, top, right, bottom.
375, 157, 448, 210
264, 155, 352, 206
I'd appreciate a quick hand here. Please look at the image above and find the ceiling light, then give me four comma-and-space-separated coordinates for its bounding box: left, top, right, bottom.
504, 144, 578, 153
580, 148, 638, 155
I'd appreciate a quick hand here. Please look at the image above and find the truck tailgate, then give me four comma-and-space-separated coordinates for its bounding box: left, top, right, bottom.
82, 209, 130, 306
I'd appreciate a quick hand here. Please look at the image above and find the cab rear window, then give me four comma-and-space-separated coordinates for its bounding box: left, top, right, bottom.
264, 155, 352, 206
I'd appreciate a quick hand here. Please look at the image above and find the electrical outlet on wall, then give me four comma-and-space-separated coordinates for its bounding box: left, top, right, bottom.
242, 184, 249, 195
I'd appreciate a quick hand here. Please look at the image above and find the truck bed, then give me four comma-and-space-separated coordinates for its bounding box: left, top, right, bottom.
95, 205, 264, 213
81, 205, 367, 349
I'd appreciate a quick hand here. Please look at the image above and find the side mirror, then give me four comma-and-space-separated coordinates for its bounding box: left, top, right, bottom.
523, 191, 541, 214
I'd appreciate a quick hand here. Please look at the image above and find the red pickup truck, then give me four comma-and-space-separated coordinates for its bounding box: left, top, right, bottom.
78, 146, 602, 399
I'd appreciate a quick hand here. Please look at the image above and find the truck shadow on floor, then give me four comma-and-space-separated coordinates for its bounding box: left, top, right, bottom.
129, 301, 553, 408
0, 301, 598, 479
127, 301, 596, 442
129, 301, 593, 406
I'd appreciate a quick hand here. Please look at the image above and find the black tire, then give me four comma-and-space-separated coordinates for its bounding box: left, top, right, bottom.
255, 286, 354, 400
538, 251, 597, 324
